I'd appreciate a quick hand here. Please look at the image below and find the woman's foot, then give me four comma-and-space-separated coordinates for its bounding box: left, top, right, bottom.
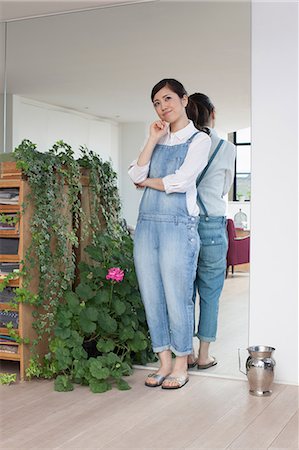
187, 353, 197, 368
197, 354, 215, 366
197, 341, 217, 368
197, 356, 217, 370
145, 349, 172, 387
161, 355, 188, 388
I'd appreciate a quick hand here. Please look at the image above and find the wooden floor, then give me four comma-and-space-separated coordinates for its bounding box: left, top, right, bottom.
0, 369, 298, 449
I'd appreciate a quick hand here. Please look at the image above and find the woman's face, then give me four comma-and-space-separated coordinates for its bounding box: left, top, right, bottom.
152, 86, 188, 124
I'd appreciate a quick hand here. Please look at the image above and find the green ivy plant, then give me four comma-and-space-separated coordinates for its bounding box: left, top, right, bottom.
0, 373, 17, 385
0, 212, 20, 227
50, 232, 155, 393
4, 139, 153, 388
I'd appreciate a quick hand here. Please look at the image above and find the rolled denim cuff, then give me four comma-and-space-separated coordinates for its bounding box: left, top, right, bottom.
152, 344, 171, 354
196, 333, 216, 343
170, 345, 193, 357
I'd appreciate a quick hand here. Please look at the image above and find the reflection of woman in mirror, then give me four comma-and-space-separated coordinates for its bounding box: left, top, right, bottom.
128, 79, 211, 389
186, 93, 236, 369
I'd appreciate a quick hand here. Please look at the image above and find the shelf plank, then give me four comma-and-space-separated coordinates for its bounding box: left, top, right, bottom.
0, 351, 20, 361
0, 277, 20, 287
0, 230, 19, 237
0, 255, 20, 262
0, 340, 19, 346
0, 179, 22, 188
0, 326, 19, 335
0, 205, 20, 213
0, 303, 18, 311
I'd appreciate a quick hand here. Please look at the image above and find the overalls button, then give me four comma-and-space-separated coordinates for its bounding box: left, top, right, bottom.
190, 238, 194, 242
211, 240, 215, 244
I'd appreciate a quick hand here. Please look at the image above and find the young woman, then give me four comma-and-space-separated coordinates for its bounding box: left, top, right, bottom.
186, 93, 236, 369
128, 79, 211, 389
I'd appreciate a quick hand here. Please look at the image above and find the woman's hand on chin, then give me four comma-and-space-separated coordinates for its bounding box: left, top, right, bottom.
149, 120, 169, 142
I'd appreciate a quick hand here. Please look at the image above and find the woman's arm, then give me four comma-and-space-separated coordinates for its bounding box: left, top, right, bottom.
128, 120, 169, 183
137, 132, 211, 193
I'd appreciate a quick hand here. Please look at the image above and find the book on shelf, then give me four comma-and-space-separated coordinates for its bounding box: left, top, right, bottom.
0, 287, 16, 303
0, 263, 20, 274
0, 336, 17, 347
0, 188, 19, 205
0, 311, 19, 328
0, 238, 19, 255
0, 344, 18, 353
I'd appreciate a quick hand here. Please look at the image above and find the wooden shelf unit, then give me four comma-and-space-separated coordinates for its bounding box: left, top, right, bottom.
0, 161, 46, 380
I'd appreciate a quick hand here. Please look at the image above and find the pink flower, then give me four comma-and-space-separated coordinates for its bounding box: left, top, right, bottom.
106, 267, 124, 282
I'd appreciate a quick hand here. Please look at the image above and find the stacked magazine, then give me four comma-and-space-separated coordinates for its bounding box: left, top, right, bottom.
0, 188, 19, 205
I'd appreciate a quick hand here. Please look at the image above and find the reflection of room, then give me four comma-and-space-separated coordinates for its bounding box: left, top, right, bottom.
0, 2, 251, 380
0, 1, 298, 387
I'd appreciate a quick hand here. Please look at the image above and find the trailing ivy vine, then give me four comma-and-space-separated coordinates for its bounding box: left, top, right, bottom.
14, 140, 82, 345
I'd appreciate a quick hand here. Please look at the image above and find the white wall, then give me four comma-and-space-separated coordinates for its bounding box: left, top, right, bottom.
119, 122, 148, 226
11, 96, 120, 172
250, 1, 298, 384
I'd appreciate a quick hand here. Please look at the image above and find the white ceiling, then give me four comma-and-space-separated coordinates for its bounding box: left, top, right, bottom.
0, 1, 251, 133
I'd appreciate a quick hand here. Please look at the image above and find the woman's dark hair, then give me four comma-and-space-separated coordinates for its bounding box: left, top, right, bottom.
186, 93, 215, 131
151, 78, 188, 102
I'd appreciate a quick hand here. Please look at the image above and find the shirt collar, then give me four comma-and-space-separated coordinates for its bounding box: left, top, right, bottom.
168, 120, 197, 142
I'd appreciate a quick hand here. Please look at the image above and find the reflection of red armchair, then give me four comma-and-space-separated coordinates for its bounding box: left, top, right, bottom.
226, 219, 250, 275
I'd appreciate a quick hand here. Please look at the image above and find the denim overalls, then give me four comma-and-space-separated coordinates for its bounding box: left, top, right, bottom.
195, 139, 228, 342
133, 133, 200, 356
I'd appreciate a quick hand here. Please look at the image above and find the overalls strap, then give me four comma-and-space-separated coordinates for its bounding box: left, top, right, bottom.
196, 139, 224, 217
186, 131, 200, 144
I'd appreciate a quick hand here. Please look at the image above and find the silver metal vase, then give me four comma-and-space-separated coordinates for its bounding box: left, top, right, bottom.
239, 345, 276, 396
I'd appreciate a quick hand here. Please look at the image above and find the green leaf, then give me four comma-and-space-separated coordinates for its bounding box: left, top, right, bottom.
106, 352, 121, 366
76, 283, 95, 300
128, 331, 148, 352
65, 291, 80, 313
54, 375, 74, 392
89, 379, 111, 393
84, 306, 98, 321
119, 326, 134, 341
55, 327, 71, 340
117, 378, 131, 391
56, 310, 72, 327
72, 346, 88, 360
94, 289, 110, 305
91, 366, 110, 380
116, 283, 131, 297
79, 310, 97, 334
54, 347, 72, 370
96, 338, 115, 353
98, 312, 117, 333
73, 359, 88, 380
113, 299, 126, 316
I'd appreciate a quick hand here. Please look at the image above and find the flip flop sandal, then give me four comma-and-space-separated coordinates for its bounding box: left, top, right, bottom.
161, 375, 189, 390
187, 360, 198, 369
197, 357, 217, 370
144, 373, 167, 387
187, 352, 198, 369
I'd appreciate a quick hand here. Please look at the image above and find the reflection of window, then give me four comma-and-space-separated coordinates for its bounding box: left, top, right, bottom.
232, 128, 251, 201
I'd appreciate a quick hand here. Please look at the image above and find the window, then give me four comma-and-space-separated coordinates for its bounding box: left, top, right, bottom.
232, 127, 251, 201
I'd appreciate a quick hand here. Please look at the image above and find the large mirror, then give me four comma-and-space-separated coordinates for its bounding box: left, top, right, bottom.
1, 1, 250, 378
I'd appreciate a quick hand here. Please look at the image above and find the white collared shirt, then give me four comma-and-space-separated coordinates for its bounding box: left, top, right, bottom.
128, 120, 211, 216
197, 128, 236, 216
